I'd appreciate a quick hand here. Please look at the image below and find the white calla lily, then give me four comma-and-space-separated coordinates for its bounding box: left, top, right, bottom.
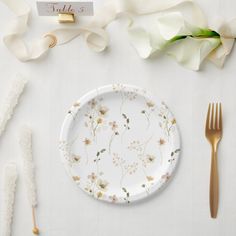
128, 12, 222, 70
166, 37, 221, 70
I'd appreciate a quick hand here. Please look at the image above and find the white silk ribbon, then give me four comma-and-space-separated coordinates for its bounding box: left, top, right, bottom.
208, 19, 236, 67
1, 0, 235, 70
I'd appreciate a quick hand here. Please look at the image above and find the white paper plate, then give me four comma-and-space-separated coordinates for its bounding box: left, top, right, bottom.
59, 84, 180, 203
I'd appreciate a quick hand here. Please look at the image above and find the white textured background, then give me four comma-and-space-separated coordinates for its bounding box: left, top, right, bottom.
0, 0, 236, 235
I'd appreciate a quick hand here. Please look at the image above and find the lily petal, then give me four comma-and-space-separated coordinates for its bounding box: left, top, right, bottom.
128, 27, 154, 58
166, 37, 221, 70
157, 12, 192, 40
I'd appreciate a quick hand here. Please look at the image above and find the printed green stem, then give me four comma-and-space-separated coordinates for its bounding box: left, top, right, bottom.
109, 133, 115, 154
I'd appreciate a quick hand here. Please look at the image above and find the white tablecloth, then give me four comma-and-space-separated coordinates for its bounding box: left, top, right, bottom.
0, 0, 236, 235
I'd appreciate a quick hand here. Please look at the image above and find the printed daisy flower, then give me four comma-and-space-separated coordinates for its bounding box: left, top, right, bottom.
88, 172, 97, 182
97, 179, 109, 191
72, 154, 81, 163
97, 191, 103, 198
146, 176, 154, 181
72, 176, 80, 182
98, 106, 109, 116
97, 118, 103, 124
158, 138, 166, 145
109, 195, 118, 203
161, 173, 170, 181
146, 154, 156, 163
83, 138, 91, 145
89, 99, 97, 108
109, 121, 118, 131
146, 101, 155, 107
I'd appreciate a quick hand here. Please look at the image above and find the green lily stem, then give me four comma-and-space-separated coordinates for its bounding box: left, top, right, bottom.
168, 29, 220, 44
193, 28, 220, 37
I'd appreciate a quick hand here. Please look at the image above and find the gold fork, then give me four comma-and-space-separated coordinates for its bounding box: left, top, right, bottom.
205, 103, 223, 218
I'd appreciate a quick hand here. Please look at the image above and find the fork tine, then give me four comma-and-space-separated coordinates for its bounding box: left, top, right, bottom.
219, 103, 222, 130
210, 103, 215, 129
215, 103, 219, 130
205, 103, 211, 131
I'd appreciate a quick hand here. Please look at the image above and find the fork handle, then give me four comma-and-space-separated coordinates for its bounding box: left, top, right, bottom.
210, 147, 219, 218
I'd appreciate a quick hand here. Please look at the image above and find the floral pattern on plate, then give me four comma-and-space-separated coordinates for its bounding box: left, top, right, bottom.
59, 84, 181, 203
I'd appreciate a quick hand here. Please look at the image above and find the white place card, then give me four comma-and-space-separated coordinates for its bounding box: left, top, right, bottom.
36, 1, 94, 16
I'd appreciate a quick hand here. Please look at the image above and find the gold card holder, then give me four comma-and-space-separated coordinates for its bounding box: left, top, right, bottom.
58, 13, 75, 23
36, 1, 94, 24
